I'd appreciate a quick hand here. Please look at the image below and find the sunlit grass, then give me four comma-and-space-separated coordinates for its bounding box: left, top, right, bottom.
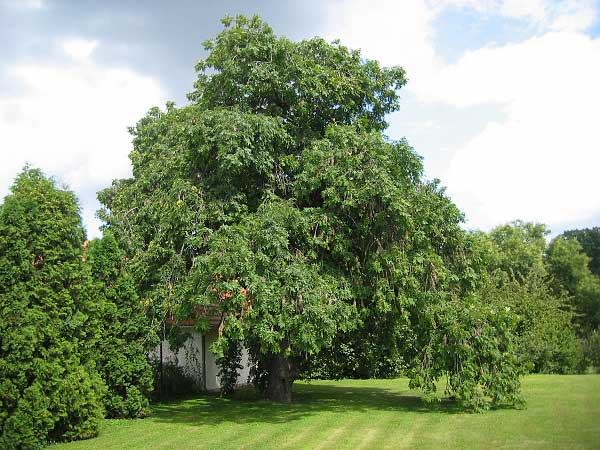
52, 375, 600, 450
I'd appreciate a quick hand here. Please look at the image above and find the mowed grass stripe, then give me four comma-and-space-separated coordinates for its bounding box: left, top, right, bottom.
309, 413, 363, 450
265, 420, 324, 449
109, 420, 194, 450
333, 407, 418, 449
51, 375, 600, 450
354, 427, 379, 450
215, 421, 289, 450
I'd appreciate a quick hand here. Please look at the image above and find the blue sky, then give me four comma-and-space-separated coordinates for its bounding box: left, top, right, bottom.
1, 0, 599, 238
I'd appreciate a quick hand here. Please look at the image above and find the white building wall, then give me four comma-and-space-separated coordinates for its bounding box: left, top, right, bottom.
151, 327, 252, 392
204, 331, 220, 391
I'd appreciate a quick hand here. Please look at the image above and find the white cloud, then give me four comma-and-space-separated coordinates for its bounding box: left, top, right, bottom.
435, 0, 597, 32
498, 0, 597, 31
0, 38, 165, 238
436, 31, 600, 230
548, 0, 598, 32
1, 0, 45, 10
324, 0, 442, 82
61, 38, 99, 61
499, 0, 547, 22
323, 0, 596, 98
324, 0, 600, 232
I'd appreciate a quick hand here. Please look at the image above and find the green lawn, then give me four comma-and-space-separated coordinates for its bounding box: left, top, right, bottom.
52, 375, 600, 450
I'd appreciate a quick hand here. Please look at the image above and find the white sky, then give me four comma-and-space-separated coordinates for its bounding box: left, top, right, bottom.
1, 0, 599, 237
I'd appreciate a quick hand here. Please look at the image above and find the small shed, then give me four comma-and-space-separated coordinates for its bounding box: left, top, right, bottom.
150, 306, 252, 393
151, 327, 252, 392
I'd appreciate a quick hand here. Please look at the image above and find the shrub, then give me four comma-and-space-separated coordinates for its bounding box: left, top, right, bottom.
300, 318, 405, 380
580, 330, 600, 372
483, 271, 581, 374
216, 341, 243, 395
150, 359, 201, 400
47, 364, 106, 443
87, 233, 154, 418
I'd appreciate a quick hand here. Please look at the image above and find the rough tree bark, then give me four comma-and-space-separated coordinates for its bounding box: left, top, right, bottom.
265, 354, 298, 403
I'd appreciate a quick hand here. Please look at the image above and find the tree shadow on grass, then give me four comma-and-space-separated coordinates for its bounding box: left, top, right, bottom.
149, 381, 466, 428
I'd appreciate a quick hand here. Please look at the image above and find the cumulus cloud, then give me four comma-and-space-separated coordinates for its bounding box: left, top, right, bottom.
61, 38, 99, 61
503, 0, 597, 31
324, 0, 442, 82
430, 31, 600, 230
434, 0, 597, 31
0, 38, 165, 237
325, 0, 600, 232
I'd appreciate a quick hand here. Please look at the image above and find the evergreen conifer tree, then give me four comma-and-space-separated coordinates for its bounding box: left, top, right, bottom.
87, 232, 154, 418
0, 168, 105, 448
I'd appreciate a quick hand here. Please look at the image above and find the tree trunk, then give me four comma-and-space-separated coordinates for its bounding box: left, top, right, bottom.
265, 354, 297, 403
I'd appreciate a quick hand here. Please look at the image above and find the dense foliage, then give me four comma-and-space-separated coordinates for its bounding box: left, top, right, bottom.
546, 236, 600, 333
474, 221, 600, 373
484, 271, 580, 374
99, 15, 524, 407
215, 342, 243, 396
0, 169, 105, 449
476, 223, 584, 373
562, 227, 600, 276
580, 329, 600, 369
545, 234, 600, 371
300, 325, 405, 380
87, 233, 154, 418
314, 222, 589, 378
406, 295, 525, 410
487, 221, 548, 279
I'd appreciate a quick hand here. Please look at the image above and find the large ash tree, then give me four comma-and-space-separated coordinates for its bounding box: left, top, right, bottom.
100, 15, 524, 406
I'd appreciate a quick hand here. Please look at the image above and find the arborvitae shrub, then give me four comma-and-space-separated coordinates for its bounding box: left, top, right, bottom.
87, 233, 154, 418
0, 168, 105, 449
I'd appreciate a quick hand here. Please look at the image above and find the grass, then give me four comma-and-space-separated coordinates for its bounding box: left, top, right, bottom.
52, 375, 600, 450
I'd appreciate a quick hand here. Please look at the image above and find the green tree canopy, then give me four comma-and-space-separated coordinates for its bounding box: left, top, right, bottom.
483, 270, 580, 374
487, 220, 549, 280
0, 168, 105, 448
546, 236, 600, 333
100, 15, 523, 407
562, 227, 600, 276
465, 224, 583, 374
188, 15, 406, 137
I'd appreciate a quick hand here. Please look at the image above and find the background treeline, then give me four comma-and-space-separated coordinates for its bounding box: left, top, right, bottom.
303, 221, 600, 379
